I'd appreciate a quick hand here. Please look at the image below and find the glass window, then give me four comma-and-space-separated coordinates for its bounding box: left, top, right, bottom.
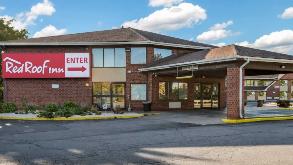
171, 82, 188, 100
115, 48, 126, 67
131, 84, 147, 100
92, 48, 103, 67
104, 48, 115, 67
178, 83, 188, 100
131, 47, 146, 64
159, 82, 168, 100
154, 48, 172, 61
92, 48, 126, 67
112, 84, 125, 95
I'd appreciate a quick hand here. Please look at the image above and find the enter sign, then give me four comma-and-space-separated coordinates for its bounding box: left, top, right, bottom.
65, 53, 90, 77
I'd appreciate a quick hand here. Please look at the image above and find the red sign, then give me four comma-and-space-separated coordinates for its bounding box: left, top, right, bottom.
2, 53, 90, 78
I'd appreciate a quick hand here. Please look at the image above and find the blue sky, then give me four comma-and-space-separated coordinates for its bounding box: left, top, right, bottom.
0, 0, 292, 54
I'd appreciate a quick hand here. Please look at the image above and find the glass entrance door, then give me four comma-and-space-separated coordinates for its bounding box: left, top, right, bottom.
193, 83, 219, 109
93, 82, 125, 110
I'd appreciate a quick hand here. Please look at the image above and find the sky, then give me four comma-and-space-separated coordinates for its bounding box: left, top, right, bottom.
0, 0, 292, 54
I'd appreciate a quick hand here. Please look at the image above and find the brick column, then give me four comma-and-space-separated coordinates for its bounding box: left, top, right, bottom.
226, 66, 245, 119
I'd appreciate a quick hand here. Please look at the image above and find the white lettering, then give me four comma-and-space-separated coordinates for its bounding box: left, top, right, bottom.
3, 57, 64, 75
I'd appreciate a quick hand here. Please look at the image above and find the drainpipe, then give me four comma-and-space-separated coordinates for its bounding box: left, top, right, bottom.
239, 58, 250, 118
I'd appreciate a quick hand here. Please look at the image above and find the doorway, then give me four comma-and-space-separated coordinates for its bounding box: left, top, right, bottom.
93, 82, 125, 110
194, 83, 219, 109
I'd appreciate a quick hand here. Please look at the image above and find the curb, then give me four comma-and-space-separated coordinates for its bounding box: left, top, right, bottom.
222, 115, 293, 124
0, 114, 145, 121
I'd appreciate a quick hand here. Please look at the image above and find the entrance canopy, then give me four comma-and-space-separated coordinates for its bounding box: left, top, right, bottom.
140, 45, 293, 119
140, 45, 293, 76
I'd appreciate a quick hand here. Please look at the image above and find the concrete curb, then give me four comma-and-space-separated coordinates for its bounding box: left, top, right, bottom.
222, 115, 293, 124
0, 114, 145, 121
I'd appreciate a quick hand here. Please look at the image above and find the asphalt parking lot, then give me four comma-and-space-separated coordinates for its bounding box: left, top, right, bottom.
1, 112, 293, 165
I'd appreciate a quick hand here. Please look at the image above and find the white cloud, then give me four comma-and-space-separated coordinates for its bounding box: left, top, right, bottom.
149, 0, 183, 7
0, 0, 55, 30
280, 7, 293, 19
235, 30, 293, 55
122, 3, 207, 32
196, 20, 236, 42
0, 6, 5, 10
33, 25, 67, 38
214, 42, 226, 47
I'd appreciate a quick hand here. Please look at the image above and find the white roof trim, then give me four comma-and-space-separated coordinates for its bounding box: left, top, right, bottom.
0, 41, 212, 50
140, 55, 293, 72
139, 56, 238, 71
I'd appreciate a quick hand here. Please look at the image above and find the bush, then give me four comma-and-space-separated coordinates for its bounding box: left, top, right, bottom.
257, 100, 264, 107
38, 102, 92, 118
38, 104, 59, 118
63, 101, 85, 115
25, 105, 37, 114
1, 102, 17, 113
277, 100, 290, 108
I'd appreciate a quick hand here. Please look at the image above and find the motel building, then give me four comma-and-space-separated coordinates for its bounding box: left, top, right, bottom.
1, 27, 293, 119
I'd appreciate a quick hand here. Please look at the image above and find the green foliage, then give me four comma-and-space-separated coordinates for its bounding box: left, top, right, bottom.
38, 102, 92, 118
0, 102, 17, 113
38, 104, 59, 118
0, 19, 28, 41
0, 19, 28, 102
25, 105, 37, 114
277, 100, 290, 108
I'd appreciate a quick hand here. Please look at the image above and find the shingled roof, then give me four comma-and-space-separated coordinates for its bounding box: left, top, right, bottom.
142, 44, 293, 71
2, 27, 214, 48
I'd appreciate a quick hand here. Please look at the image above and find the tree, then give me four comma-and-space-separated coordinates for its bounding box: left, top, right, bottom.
0, 18, 28, 41
0, 18, 28, 102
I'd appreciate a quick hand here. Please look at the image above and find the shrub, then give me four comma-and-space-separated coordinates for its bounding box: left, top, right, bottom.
25, 105, 37, 114
277, 100, 290, 108
257, 100, 264, 107
63, 101, 84, 115
1, 102, 17, 113
55, 107, 74, 118
38, 104, 59, 118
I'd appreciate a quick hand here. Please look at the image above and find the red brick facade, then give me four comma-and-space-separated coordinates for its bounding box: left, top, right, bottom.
4, 79, 92, 107
3, 45, 229, 113
226, 66, 244, 119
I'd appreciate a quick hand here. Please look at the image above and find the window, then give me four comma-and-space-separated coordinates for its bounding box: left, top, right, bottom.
92, 48, 126, 67
93, 82, 125, 109
131, 47, 146, 64
92, 49, 103, 67
154, 48, 172, 61
245, 80, 254, 86
131, 84, 147, 100
104, 48, 115, 67
159, 82, 169, 100
171, 82, 188, 100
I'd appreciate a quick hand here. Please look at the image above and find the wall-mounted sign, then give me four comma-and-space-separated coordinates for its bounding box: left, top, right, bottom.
2, 53, 90, 78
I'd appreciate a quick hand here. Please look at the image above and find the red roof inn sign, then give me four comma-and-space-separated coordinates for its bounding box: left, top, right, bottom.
2, 53, 90, 78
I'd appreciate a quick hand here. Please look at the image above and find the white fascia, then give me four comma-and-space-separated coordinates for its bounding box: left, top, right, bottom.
0, 41, 211, 50
140, 55, 293, 72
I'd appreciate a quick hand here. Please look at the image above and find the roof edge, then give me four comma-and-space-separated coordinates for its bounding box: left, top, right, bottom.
0, 41, 211, 49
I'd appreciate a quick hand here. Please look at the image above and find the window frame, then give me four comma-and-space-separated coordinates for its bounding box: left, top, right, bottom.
171, 82, 188, 101
130, 83, 147, 101
158, 82, 169, 100
130, 47, 147, 64
153, 48, 172, 61
92, 48, 126, 68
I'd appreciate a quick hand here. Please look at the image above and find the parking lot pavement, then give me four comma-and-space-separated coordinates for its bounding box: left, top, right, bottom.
1, 113, 293, 164
245, 102, 293, 117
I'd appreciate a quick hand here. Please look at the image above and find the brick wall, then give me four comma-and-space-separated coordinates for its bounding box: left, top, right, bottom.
226, 66, 244, 119
4, 79, 92, 107
125, 47, 153, 110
